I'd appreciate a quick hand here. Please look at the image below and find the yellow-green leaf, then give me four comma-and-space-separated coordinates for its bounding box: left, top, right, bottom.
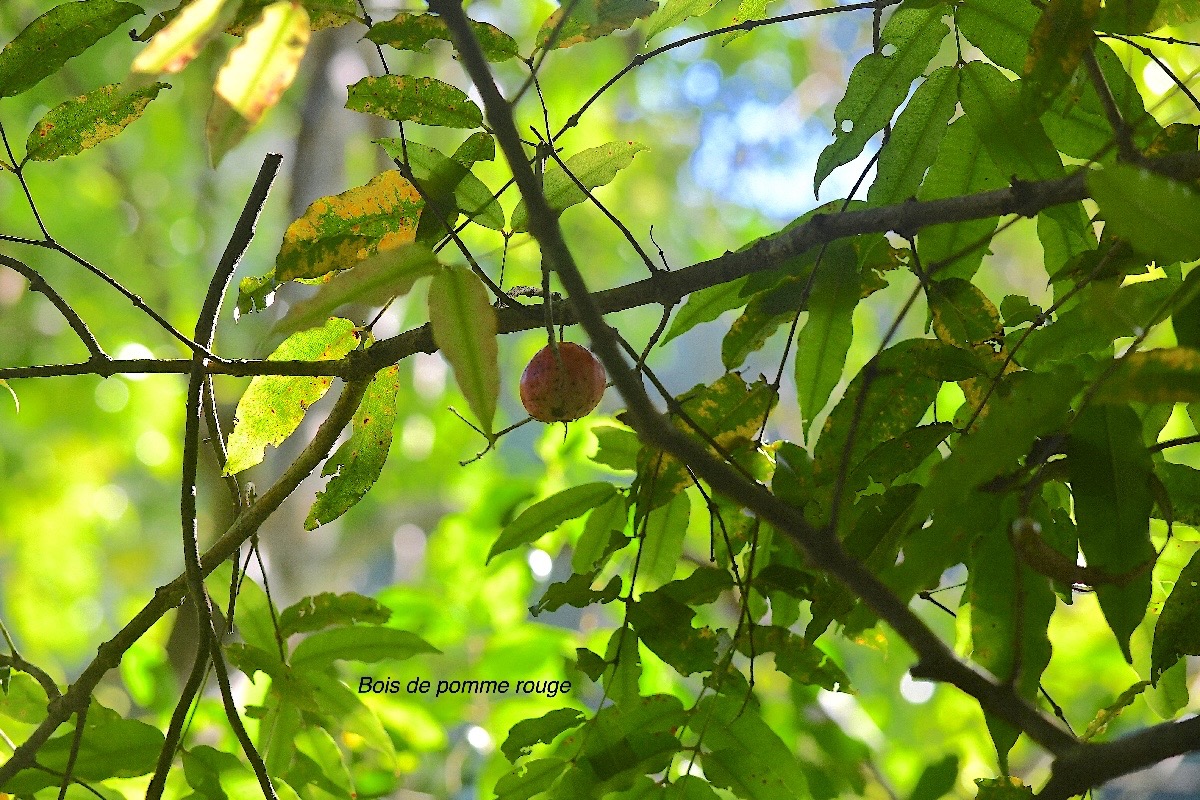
427, 265, 499, 436
366, 12, 519, 62
25, 82, 168, 162
226, 0, 356, 34
275, 170, 424, 282
511, 141, 648, 232
345, 75, 483, 129
206, 1, 311, 166
130, 0, 235, 78
536, 0, 659, 50
225, 318, 360, 474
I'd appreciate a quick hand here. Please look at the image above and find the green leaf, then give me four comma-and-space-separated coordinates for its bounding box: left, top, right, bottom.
367, 12, 519, 61
535, 0, 658, 50
306, 365, 401, 528
346, 74, 484, 129
130, 0, 235, 77
207, 1, 311, 166
0, 1, 144, 99
512, 141, 648, 232
225, 318, 361, 474
660, 276, 753, 346
739, 625, 850, 691
23, 82, 167, 162
644, 0, 720, 41
916, 117, 1007, 280
814, 3, 948, 195
236, 270, 280, 316
1151, 548, 1200, 682
290, 626, 439, 671
573, 495, 630, 572
627, 592, 717, 675
1089, 164, 1200, 265
275, 171, 424, 283
1095, 0, 1161, 33
795, 241, 859, 436
531, 572, 622, 616
693, 696, 808, 800
502, 708, 586, 762
590, 424, 640, 471
957, 0, 1038, 72
909, 754, 959, 800
641, 490, 691, 584
968, 524, 1055, 765
38, 711, 164, 783
279, 592, 391, 637
488, 482, 619, 563
927, 278, 1001, 347
1021, 0, 1100, 112
911, 368, 1081, 524
1068, 405, 1155, 662
183, 745, 257, 799
274, 243, 439, 338
867, 66, 959, 206
1000, 295, 1042, 328
845, 422, 953, 495
974, 776, 1035, 799
1093, 348, 1200, 404
960, 61, 1064, 182
377, 137, 504, 231
427, 264, 500, 435
0, 672, 50, 723
494, 758, 569, 800
1082, 681, 1150, 739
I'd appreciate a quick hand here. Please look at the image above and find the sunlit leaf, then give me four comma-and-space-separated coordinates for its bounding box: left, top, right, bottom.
207, 1, 311, 166
1089, 163, 1200, 265
693, 696, 808, 800
275, 170, 424, 282
279, 592, 391, 636
975, 776, 1035, 799
37, 711, 164, 783
573, 495, 630, 572
502, 708, 586, 762
488, 482, 619, 563
512, 141, 649, 232
0, 379, 19, 413
1067, 404, 1155, 662
225, 318, 361, 474
0, 1, 143, 99
644, 0, 720, 41
290, 626, 439, 670
536, 0, 658, 50
1151, 548, 1200, 683
795, 242, 859, 436
494, 759, 569, 800
377, 137, 505, 232
367, 12, 519, 61
346, 74, 483, 129
306, 365, 401, 528
24, 82, 168, 162
427, 264, 499, 436
226, 0, 356, 34
867, 65, 959, 206
814, 4, 948, 195
130, 0, 235, 77
957, 0, 1038, 72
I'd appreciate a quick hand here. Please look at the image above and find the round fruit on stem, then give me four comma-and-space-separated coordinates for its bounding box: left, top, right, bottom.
520, 342, 607, 423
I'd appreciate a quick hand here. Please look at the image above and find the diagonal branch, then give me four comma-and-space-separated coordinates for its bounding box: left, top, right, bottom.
0, 254, 105, 360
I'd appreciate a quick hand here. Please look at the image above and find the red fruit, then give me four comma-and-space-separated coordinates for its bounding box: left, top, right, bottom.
520, 342, 607, 423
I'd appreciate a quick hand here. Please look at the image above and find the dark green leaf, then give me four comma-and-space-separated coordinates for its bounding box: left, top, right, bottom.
535, 0, 658, 50
367, 12, 519, 61
531, 572, 621, 616
502, 708, 586, 762
1068, 405, 1155, 661
868, 66, 959, 205
814, 4, 948, 195
1093, 348, 1200, 404
795, 241, 859, 436
660, 276, 753, 346
1095, 0, 1161, 33
927, 278, 1001, 347
0, 1, 143, 99
494, 758, 569, 800
739, 625, 850, 691
909, 754, 959, 800
628, 591, 717, 675
279, 592, 392, 637
1156, 461, 1200, 527
489, 482, 619, 562
38, 710, 164, 782
346, 75, 484, 128
24, 82, 167, 162
659, 566, 733, 604
917, 117, 1007, 280
511, 141, 648, 232
1000, 295, 1043, 327
1089, 163, 1200, 265
306, 366, 400, 528
1151, 548, 1200, 683
845, 423, 954, 495
428, 264, 500, 436
290, 626, 439, 670
960, 61, 1064, 182
957, 0, 1038, 72
1021, 0, 1099, 112
974, 777, 1036, 799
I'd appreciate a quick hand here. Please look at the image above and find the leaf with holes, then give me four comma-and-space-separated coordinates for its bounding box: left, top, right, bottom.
24, 82, 168, 162
206, 1, 310, 166
279, 592, 392, 637
225, 318, 361, 474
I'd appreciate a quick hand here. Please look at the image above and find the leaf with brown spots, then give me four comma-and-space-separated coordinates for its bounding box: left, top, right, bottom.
24, 82, 168, 162
535, 0, 658, 50
306, 365, 401, 529
345, 75, 484, 129
130, 0, 234, 78
1022, 0, 1101, 113
206, 1, 310, 166
366, 12, 518, 62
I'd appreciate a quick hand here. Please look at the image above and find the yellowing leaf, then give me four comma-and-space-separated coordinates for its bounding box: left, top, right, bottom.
275, 170, 424, 282
427, 265, 499, 436
130, 0, 235, 78
25, 82, 168, 162
207, 1, 311, 166
225, 318, 360, 474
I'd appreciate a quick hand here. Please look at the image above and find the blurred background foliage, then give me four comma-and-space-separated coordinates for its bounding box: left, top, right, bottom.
1, 0, 1199, 798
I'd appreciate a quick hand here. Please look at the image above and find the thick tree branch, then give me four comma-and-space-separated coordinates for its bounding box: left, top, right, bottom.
434, 0, 1078, 758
